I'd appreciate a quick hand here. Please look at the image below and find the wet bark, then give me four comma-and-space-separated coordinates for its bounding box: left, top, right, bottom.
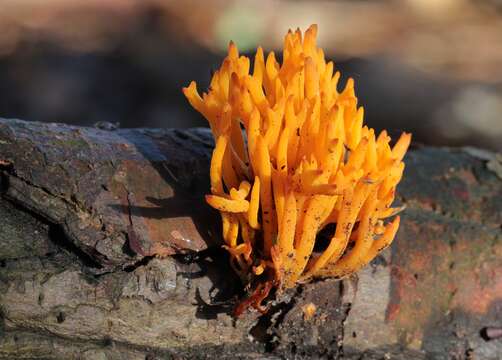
0, 118, 501, 359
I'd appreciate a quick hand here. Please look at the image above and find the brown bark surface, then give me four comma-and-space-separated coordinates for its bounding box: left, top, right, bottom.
0, 118, 501, 359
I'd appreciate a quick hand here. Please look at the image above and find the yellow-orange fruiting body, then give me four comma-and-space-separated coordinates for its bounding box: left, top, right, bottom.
183, 25, 411, 300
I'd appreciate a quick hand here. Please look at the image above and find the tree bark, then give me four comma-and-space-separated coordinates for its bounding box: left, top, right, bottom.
0, 118, 501, 359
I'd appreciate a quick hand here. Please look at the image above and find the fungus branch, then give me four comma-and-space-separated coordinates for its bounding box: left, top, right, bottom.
183, 24, 411, 314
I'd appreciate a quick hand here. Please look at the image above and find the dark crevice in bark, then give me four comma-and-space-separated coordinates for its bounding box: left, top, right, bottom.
122, 255, 155, 273
0, 184, 103, 270
248, 289, 298, 352
47, 224, 103, 270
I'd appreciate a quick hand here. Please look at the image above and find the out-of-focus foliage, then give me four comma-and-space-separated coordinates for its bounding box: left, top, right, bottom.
0, 0, 501, 150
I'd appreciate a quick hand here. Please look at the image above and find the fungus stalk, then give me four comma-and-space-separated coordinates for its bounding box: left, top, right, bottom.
183, 25, 411, 314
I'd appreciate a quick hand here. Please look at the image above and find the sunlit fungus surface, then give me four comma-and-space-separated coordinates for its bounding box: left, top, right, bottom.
183, 25, 411, 315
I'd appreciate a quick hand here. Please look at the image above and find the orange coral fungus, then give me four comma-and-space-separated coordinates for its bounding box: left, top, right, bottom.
183, 25, 411, 309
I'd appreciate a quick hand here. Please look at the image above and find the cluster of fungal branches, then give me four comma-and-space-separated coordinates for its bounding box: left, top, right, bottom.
183, 25, 410, 313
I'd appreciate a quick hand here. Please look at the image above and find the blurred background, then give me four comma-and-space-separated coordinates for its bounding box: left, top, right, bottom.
0, 0, 501, 150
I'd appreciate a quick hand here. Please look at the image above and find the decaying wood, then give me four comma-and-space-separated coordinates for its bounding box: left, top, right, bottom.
0, 118, 501, 359
0, 119, 220, 270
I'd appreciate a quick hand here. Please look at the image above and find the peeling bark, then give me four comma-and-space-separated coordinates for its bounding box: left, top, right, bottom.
0, 118, 501, 359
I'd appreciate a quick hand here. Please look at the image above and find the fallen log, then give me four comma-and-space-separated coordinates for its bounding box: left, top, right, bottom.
0, 118, 501, 359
